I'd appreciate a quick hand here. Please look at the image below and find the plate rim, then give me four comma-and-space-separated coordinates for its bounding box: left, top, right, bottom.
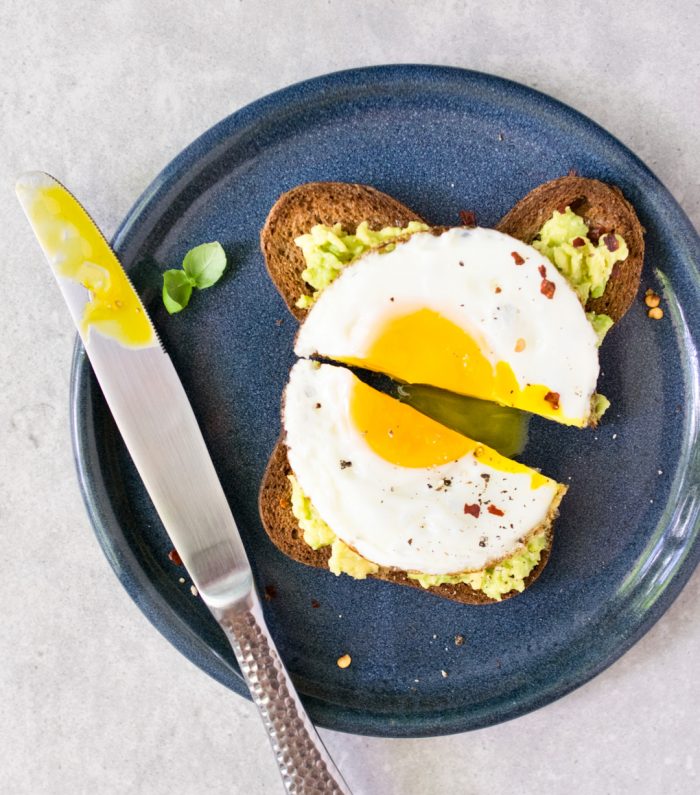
70, 64, 700, 737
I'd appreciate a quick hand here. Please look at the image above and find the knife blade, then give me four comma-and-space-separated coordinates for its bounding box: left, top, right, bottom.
16, 171, 350, 795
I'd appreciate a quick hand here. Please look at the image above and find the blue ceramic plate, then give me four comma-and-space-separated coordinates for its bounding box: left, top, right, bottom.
70, 66, 700, 737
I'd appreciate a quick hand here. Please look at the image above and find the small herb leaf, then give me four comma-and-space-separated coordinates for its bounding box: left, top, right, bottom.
162, 269, 194, 314
182, 241, 227, 289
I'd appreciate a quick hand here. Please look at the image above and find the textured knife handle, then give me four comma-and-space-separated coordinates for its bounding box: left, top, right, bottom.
218, 596, 350, 794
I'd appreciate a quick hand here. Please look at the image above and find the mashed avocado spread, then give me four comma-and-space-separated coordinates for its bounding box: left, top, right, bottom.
533, 206, 628, 344
288, 475, 543, 598
294, 220, 429, 308
407, 531, 547, 601
289, 473, 335, 549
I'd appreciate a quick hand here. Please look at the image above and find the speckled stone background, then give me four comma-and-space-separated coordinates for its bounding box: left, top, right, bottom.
1, 2, 698, 794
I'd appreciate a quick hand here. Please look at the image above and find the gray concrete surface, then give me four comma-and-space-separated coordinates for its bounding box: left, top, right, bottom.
1, 1, 698, 793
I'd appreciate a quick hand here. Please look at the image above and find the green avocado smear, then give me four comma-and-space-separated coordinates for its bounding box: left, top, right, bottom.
533, 206, 628, 346
294, 220, 429, 308
289, 475, 545, 600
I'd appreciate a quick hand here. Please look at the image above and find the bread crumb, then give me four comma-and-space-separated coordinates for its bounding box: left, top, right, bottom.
178, 577, 185, 584
337, 654, 351, 669
264, 585, 277, 601
455, 634, 465, 647
440, 670, 449, 678
658, 469, 663, 475
190, 585, 198, 597
644, 289, 661, 308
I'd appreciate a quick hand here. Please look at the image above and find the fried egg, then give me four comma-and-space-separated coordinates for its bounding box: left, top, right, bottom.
284, 360, 564, 575
294, 227, 600, 426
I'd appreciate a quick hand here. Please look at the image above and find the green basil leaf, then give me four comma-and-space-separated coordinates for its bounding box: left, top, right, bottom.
182, 241, 227, 289
162, 269, 194, 314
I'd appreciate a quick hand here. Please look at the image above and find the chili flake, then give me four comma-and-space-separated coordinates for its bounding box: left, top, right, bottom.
544, 391, 560, 410
541, 279, 556, 299
459, 210, 477, 227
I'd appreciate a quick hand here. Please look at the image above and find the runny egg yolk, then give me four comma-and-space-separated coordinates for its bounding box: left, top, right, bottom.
349, 379, 549, 489
343, 308, 568, 423
23, 182, 154, 347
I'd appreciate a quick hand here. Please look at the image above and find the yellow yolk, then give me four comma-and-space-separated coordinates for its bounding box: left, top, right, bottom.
23, 182, 154, 347
349, 379, 549, 488
343, 309, 568, 423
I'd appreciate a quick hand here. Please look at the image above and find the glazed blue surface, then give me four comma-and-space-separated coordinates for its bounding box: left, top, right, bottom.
70, 66, 700, 737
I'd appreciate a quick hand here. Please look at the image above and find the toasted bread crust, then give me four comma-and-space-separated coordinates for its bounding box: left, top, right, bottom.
496, 175, 645, 322
260, 182, 425, 319
258, 439, 561, 605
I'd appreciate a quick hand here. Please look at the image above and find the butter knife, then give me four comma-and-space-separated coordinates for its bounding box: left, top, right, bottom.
16, 171, 350, 795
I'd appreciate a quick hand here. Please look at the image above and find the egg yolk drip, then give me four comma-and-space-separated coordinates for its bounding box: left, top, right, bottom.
343, 309, 574, 424
349, 379, 548, 489
22, 182, 154, 347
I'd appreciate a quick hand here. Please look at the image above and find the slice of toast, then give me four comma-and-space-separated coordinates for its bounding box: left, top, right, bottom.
260, 182, 426, 319
258, 176, 643, 603
259, 438, 559, 605
496, 175, 645, 322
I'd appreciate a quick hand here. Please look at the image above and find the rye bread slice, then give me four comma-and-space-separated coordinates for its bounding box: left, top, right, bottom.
259, 439, 563, 605
496, 175, 644, 322
258, 176, 639, 603
260, 182, 426, 319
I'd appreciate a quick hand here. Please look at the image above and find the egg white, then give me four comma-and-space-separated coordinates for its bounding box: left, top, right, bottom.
284, 360, 562, 575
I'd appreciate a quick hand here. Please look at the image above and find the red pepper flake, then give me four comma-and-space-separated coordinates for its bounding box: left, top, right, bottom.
544, 391, 560, 410
487, 505, 505, 517
464, 503, 481, 518
264, 585, 278, 601
538, 264, 547, 278
459, 209, 477, 227
540, 279, 556, 299
603, 233, 619, 252
495, 286, 502, 294
511, 251, 525, 265
572, 236, 585, 248
168, 548, 182, 566
311, 599, 320, 609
